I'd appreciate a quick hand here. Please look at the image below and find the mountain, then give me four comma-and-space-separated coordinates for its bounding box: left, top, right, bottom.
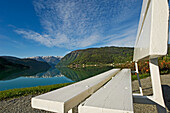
27, 56, 62, 66
0, 57, 29, 70
1, 56, 51, 69
57, 46, 134, 66
0, 56, 51, 80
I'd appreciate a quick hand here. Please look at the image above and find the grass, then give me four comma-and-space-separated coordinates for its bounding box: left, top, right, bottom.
131, 71, 169, 81
0, 83, 72, 101
132, 73, 150, 81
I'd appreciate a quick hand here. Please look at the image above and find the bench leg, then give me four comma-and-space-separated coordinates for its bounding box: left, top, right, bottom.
149, 58, 166, 113
156, 104, 167, 113
68, 106, 78, 113
133, 59, 167, 113
135, 62, 143, 95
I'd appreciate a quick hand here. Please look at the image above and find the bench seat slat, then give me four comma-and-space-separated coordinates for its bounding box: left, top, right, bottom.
32, 69, 120, 113
79, 69, 133, 113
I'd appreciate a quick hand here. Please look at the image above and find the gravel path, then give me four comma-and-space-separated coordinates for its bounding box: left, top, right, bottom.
133, 74, 170, 113
0, 74, 170, 113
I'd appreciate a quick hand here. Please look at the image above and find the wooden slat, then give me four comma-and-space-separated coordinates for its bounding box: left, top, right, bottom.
79, 69, 133, 113
31, 69, 120, 113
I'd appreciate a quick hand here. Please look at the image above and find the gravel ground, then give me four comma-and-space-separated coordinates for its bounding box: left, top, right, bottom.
133, 74, 170, 113
0, 74, 170, 113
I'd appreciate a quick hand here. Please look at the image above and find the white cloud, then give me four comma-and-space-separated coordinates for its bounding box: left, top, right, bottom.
15, 0, 142, 49
15, 29, 101, 49
102, 25, 137, 47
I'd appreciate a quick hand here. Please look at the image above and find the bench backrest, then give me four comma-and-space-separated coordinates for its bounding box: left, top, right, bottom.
132, 1, 169, 111
133, 0, 169, 62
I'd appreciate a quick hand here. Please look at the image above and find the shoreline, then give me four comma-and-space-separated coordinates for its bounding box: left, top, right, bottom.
0, 83, 72, 101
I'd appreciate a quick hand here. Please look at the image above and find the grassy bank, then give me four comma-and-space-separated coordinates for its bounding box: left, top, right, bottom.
132, 73, 150, 81
131, 72, 169, 81
0, 83, 72, 101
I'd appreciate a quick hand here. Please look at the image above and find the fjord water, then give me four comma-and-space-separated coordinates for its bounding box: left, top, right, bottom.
0, 66, 113, 91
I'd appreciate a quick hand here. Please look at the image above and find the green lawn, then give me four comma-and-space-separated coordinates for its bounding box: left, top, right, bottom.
0, 83, 72, 101
132, 73, 150, 81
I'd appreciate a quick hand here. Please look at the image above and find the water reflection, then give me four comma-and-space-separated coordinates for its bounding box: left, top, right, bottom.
0, 66, 113, 91
58, 66, 113, 82
27, 68, 63, 78
0, 65, 50, 80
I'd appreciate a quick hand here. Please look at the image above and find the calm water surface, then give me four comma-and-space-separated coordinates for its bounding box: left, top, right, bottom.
0, 66, 113, 91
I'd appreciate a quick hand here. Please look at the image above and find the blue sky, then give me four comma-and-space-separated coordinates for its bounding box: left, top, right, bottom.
0, 0, 168, 58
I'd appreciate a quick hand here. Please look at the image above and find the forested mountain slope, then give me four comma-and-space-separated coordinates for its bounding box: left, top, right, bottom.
57, 46, 134, 66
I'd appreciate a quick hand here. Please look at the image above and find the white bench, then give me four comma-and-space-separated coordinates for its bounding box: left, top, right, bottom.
132, 0, 169, 113
79, 69, 133, 113
32, 69, 120, 113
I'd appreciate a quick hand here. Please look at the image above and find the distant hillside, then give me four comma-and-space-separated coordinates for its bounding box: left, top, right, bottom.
1, 56, 51, 70
27, 56, 62, 66
0, 57, 29, 70
0, 56, 51, 80
57, 46, 133, 66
